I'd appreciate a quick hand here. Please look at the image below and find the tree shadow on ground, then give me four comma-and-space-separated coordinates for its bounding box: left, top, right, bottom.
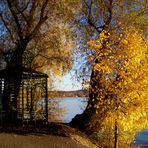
0, 122, 75, 137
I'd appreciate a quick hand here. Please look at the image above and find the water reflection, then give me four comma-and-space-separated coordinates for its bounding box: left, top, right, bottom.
49, 97, 87, 123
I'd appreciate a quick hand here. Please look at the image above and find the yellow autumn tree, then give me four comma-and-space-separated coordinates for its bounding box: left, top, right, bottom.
88, 27, 148, 147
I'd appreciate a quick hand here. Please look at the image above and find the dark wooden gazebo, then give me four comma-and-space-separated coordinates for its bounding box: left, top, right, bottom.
0, 66, 48, 125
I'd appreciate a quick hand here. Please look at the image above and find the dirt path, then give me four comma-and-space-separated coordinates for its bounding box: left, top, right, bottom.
0, 123, 98, 148
0, 133, 87, 148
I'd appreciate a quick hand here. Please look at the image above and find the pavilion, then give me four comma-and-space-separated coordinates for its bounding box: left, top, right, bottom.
0, 66, 48, 125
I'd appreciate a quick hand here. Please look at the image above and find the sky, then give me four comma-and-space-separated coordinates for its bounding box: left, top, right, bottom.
53, 52, 88, 91
53, 70, 83, 91
53, 48, 92, 91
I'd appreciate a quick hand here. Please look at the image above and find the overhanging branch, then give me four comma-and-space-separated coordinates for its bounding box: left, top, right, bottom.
84, 0, 113, 34
6, 0, 23, 40
26, 0, 49, 41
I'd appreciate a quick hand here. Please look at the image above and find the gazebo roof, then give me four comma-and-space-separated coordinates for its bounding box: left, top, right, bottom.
0, 66, 48, 79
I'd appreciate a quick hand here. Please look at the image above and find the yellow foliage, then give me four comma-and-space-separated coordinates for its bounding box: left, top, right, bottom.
89, 26, 148, 147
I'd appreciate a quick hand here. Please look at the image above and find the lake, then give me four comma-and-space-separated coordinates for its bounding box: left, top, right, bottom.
58, 97, 87, 122
48, 97, 148, 147
48, 97, 87, 123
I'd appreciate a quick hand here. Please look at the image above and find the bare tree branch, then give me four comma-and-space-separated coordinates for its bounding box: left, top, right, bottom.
27, 0, 49, 41
83, 0, 105, 33
40, 0, 49, 18
16, 1, 30, 24
25, 0, 38, 33
104, 0, 113, 30
17, 9, 28, 24
6, 0, 23, 40
17, 0, 30, 13
83, 0, 113, 34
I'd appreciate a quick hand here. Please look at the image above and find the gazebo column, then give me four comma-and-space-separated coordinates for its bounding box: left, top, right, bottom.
13, 80, 17, 124
30, 86, 33, 122
45, 77, 48, 122
21, 80, 24, 123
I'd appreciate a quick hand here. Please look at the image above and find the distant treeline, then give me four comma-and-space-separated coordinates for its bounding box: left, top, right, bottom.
48, 90, 88, 98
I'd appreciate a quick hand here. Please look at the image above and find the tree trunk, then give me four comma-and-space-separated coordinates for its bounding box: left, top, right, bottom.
2, 41, 27, 123
70, 59, 107, 133
114, 118, 118, 148
70, 31, 113, 133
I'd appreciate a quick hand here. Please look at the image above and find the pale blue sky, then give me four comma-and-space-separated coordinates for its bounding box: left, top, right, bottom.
53, 71, 83, 91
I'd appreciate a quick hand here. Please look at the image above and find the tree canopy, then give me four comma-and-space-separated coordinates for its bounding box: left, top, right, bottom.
88, 26, 148, 147
0, 0, 81, 86
0, 1, 147, 147
71, 0, 148, 147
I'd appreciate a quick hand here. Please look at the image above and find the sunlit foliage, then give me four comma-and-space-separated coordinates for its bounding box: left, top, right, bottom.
88, 26, 148, 147
27, 21, 75, 78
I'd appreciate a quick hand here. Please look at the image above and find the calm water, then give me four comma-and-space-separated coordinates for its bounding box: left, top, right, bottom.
133, 130, 148, 147
49, 97, 87, 123
49, 97, 148, 147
